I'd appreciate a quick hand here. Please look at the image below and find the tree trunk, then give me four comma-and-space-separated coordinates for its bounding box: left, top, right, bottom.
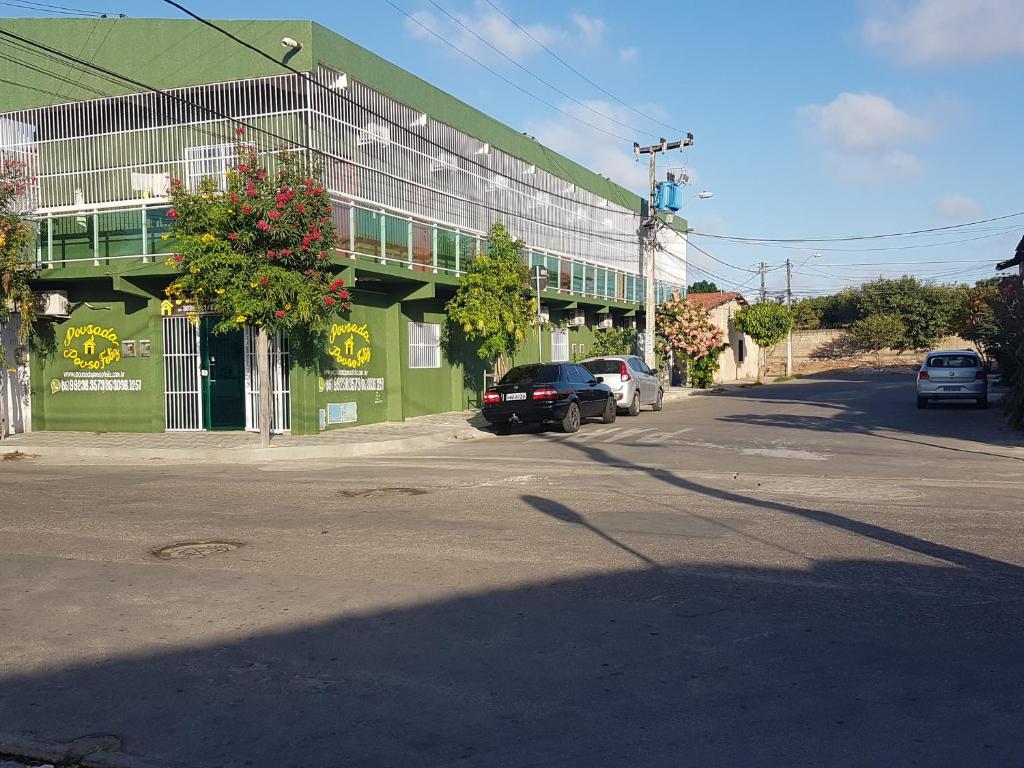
495, 355, 509, 380
256, 326, 272, 448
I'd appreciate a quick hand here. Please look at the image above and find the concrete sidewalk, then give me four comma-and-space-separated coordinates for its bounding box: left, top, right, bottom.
0, 410, 494, 464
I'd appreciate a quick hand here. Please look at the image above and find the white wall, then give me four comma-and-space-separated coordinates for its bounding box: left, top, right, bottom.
657, 227, 687, 289
0, 318, 31, 436
707, 300, 759, 383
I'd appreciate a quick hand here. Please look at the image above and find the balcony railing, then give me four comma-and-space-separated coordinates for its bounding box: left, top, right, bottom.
34, 199, 680, 305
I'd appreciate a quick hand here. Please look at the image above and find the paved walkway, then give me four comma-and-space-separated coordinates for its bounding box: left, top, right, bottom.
0, 410, 494, 463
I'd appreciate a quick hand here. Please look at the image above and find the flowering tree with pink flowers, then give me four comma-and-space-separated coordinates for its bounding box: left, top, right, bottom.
166, 131, 349, 445
655, 295, 726, 387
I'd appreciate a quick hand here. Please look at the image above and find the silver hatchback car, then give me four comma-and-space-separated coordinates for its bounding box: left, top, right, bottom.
917, 350, 988, 409
580, 355, 663, 415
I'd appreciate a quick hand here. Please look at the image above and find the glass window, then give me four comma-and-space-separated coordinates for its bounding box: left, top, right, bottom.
559, 258, 571, 292
408, 322, 441, 368
436, 229, 458, 274
97, 209, 143, 259
184, 144, 235, 192
384, 215, 409, 263
584, 264, 595, 296
569, 365, 593, 383
927, 354, 978, 368
354, 208, 381, 259
146, 207, 174, 255
331, 201, 353, 254
50, 213, 94, 262
582, 359, 624, 375
501, 364, 560, 385
571, 262, 584, 294
411, 221, 432, 272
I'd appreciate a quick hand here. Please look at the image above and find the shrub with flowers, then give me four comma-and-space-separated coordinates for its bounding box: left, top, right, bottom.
655, 296, 725, 388
0, 159, 34, 366
165, 134, 350, 337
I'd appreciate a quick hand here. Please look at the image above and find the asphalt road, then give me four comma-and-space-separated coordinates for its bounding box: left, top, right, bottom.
1, 372, 1023, 767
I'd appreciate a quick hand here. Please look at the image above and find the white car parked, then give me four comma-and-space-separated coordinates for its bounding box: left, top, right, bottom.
580, 355, 664, 415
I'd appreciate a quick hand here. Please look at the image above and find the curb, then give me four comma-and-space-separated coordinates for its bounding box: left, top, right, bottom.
0, 427, 494, 464
0, 733, 186, 768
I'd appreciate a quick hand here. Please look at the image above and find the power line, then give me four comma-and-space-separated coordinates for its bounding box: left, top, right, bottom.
692, 229, 1020, 254
685, 238, 758, 274
0, 0, 108, 15
379, 0, 634, 143
691, 210, 1024, 244
479, 0, 687, 137
423, 0, 656, 140
0, 26, 644, 252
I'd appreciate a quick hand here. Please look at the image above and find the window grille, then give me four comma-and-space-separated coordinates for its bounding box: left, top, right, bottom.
551, 328, 568, 361
408, 322, 441, 368
184, 144, 236, 192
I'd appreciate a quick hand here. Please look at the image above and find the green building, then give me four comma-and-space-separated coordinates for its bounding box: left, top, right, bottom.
0, 17, 687, 435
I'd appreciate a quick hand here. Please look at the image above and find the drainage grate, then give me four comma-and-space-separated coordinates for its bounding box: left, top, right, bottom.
339, 487, 428, 498
153, 541, 241, 560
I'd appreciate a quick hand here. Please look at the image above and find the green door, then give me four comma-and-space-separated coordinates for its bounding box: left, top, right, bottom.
201, 317, 246, 430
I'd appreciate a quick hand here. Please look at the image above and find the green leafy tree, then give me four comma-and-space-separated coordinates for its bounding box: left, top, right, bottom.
791, 297, 825, 330
167, 131, 347, 446
846, 314, 906, 364
686, 280, 719, 294
590, 327, 638, 357
0, 159, 34, 367
857, 277, 957, 351
987, 276, 1024, 429
952, 280, 1000, 362
446, 222, 533, 378
733, 302, 794, 382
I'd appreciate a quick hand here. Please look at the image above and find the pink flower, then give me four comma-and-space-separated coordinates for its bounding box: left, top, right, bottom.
257, 169, 267, 180
325, 296, 336, 306
167, 209, 177, 219
173, 254, 184, 263
237, 164, 250, 173
227, 233, 239, 241
241, 205, 252, 214
267, 210, 281, 220
230, 193, 240, 204
267, 250, 276, 259
256, 220, 270, 231
275, 309, 286, 319
171, 178, 182, 187
259, 277, 269, 286
235, 126, 246, 135
246, 180, 257, 197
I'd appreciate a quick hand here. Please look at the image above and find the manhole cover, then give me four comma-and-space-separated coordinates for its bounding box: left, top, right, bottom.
339, 487, 427, 498
153, 541, 241, 559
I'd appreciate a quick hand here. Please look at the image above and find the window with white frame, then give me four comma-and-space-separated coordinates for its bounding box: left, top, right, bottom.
184, 144, 236, 192
408, 322, 441, 368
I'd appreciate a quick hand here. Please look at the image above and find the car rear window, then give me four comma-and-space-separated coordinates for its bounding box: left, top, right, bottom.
927, 354, 978, 369
500, 364, 561, 385
582, 359, 622, 374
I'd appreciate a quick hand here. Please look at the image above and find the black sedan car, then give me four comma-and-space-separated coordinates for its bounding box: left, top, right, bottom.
482, 362, 617, 434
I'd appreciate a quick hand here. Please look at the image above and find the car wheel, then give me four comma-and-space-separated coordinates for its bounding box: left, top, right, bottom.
977, 396, 989, 410
560, 402, 581, 433
627, 392, 641, 417
601, 396, 617, 424
652, 389, 664, 411
916, 396, 927, 409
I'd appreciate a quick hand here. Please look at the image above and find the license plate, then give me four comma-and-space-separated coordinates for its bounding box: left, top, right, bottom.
941, 386, 961, 392
505, 392, 527, 401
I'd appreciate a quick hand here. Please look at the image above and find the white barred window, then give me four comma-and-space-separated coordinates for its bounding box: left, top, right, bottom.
184, 144, 236, 192
408, 322, 441, 369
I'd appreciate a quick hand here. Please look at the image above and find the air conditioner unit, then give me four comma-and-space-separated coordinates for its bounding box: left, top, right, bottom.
34, 290, 70, 318
597, 316, 614, 330
538, 304, 550, 324
568, 309, 586, 327
357, 122, 391, 148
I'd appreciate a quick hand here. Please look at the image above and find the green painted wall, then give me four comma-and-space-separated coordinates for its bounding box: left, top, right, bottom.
30, 283, 165, 432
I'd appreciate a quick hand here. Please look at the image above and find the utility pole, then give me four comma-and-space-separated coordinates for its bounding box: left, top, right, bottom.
758, 262, 767, 304
634, 134, 694, 370
785, 258, 793, 376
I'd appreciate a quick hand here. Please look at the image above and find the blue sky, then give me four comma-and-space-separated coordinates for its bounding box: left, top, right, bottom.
5, 0, 1023, 296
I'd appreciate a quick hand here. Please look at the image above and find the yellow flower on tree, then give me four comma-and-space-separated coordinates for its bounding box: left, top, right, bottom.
215, 288, 225, 295
235, 315, 247, 323
160, 233, 171, 241
189, 266, 200, 274
201, 233, 215, 243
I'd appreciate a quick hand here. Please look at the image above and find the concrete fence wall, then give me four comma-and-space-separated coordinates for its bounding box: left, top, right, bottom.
765, 329, 977, 374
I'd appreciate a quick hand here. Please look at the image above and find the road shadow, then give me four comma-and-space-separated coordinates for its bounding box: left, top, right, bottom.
709, 371, 1023, 458
1, 555, 1023, 767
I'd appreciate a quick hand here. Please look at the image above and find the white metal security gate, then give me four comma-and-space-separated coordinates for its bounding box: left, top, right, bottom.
243, 328, 291, 433
162, 316, 203, 431
551, 328, 569, 361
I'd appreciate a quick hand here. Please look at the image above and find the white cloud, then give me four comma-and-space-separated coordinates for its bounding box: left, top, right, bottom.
525, 100, 671, 193
618, 47, 639, 63
797, 92, 931, 182
571, 13, 606, 47
864, 0, 1024, 64
404, 3, 606, 62
936, 193, 981, 219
